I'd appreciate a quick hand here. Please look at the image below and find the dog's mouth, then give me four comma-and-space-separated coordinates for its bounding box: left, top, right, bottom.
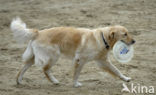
121, 40, 135, 46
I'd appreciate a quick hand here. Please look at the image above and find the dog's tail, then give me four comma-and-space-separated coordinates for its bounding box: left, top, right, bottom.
10, 17, 38, 43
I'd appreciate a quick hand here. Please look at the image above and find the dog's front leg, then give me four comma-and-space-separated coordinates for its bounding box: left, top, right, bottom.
97, 59, 131, 82
73, 59, 85, 87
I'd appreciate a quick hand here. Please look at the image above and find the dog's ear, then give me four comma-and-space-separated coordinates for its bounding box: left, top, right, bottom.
109, 31, 115, 39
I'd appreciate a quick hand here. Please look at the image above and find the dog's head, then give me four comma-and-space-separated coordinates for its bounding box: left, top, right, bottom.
107, 25, 135, 48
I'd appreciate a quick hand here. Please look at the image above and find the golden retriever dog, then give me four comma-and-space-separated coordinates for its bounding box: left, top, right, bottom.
10, 17, 135, 87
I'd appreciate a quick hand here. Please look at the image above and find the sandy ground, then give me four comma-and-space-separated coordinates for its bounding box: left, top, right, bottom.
0, 0, 156, 95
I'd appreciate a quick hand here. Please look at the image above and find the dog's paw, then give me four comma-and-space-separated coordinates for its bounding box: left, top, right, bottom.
74, 82, 82, 87
53, 79, 60, 85
123, 77, 131, 82
16, 78, 22, 85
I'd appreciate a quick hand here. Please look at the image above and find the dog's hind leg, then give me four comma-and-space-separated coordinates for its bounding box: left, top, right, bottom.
43, 60, 59, 85
16, 58, 34, 85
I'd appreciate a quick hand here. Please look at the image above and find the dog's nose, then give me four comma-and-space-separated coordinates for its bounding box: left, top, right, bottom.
131, 39, 135, 44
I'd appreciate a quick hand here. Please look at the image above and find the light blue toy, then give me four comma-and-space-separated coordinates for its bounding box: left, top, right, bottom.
113, 41, 134, 63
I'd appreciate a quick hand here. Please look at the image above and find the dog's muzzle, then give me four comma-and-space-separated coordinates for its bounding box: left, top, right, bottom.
121, 39, 136, 45
131, 39, 135, 44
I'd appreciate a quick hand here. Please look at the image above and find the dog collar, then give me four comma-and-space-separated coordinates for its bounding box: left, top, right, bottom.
101, 32, 109, 49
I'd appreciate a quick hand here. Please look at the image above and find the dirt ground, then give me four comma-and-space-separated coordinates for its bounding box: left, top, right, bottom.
0, 0, 156, 95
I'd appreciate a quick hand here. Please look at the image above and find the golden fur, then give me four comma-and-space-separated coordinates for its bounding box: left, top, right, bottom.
11, 18, 135, 87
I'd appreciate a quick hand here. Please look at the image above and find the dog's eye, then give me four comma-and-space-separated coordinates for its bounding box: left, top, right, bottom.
124, 33, 127, 36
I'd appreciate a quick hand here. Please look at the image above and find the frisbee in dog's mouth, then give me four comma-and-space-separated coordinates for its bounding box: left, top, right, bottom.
113, 41, 134, 63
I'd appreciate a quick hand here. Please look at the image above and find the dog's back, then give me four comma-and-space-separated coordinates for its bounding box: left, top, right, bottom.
10, 18, 88, 66
37, 27, 84, 54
